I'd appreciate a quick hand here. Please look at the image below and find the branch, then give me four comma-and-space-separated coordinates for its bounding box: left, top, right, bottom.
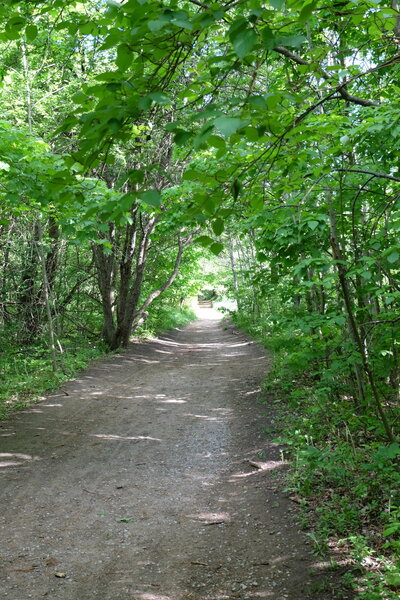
57, 275, 94, 313
362, 316, 400, 326
272, 46, 400, 107
189, 0, 210, 7
131, 231, 198, 324
266, 204, 299, 212
273, 45, 308, 66
336, 168, 400, 182
335, 85, 377, 107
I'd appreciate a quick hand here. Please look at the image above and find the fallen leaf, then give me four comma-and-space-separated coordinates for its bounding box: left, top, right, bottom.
55, 572, 66, 578
289, 495, 303, 504
45, 558, 58, 567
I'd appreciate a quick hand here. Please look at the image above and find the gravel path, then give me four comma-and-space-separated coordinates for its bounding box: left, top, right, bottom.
0, 310, 343, 599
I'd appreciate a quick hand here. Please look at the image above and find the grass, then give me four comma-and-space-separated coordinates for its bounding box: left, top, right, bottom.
135, 304, 197, 338
232, 311, 400, 600
0, 334, 107, 419
0, 304, 197, 420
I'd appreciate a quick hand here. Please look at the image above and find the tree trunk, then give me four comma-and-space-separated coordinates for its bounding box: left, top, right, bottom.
37, 226, 58, 372
329, 205, 395, 442
229, 239, 241, 311
93, 227, 117, 348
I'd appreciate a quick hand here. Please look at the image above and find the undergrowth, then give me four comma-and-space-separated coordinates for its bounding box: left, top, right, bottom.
0, 332, 107, 419
0, 304, 196, 420
136, 304, 196, 338
233, 311, 400, 600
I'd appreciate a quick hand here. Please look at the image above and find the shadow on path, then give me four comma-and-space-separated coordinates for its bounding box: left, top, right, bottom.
0, 310, 350, 599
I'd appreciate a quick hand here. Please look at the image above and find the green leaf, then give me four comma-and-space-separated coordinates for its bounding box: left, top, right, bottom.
206, 135, 226, 151
54, 115, 79, 135
385, 572, 400, 587
25, 25, 38, 41
165, 121, 180, 132
333, 316, 346, 326
387, 251, 399, 264
196, 235, 214, 247
139, 92, 170, 110
140, 190, 161, 207
148, 91, 171, 105
148, 19, 167, 33
383, 442, 400, 459
210, 242, 224, 255
231, 28, 257, 59
120, 194, 135, 211
245, 126, 259, 142
265, 92, 281, 109
7, 16, 26, 32
299, 1, 317, 24
373, 443, 400, 462
79, 21, 97, 35
384, 522, 400, 536
307, 220, 319, 230
268, 0, 285, 8
275, 34, 306, 48
261, 25, 276, 50
116, 44, 133, 71
193, 125, 213, 149
248, 95, 267, 109
231, 179, 242, 200
212, 218, 224, 236
361, 271, 372, 280
107, 118, 122, 133
174, 129, 192, 146
72, 91, 88, 105
127, 169, 145, 184
183, 169, 210, 182
171, 12, 193, 30
251, 196, 263, 211
214, 117, 245, 137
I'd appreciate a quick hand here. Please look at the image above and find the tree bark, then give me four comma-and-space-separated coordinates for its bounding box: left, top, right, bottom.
329, 206, 395, 442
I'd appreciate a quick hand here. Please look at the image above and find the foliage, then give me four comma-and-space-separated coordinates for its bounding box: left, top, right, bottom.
0, 330, 106, 419
136, 303, 196, 338
234, 303, 400, 600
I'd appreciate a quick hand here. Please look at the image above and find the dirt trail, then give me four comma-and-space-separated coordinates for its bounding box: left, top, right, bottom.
1, 310, 341, 600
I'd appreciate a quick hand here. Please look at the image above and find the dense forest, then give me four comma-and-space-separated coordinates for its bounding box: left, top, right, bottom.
0, 0, 399, 597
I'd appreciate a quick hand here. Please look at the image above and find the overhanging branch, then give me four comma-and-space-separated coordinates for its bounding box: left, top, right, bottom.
336, 168, 400, 182
273, 46, 400, 108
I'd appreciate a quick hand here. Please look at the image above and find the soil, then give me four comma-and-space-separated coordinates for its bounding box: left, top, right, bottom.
0, 309, 349, 600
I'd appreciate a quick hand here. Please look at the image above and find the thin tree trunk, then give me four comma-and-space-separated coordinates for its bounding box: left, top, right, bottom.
37, 226, 58, 372
229, 239, 241, 311
130, 233, 193, 332
93, 229, 117, 348
329, 206, 395, 442
21, 39, 33, 133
